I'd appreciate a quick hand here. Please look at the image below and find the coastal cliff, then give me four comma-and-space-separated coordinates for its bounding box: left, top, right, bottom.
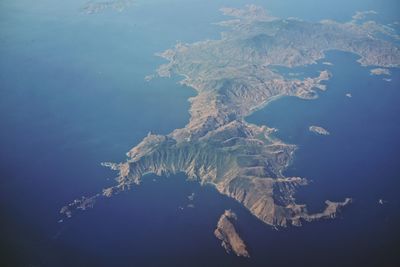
214, 210, 249, 257
62, 5, 399, 231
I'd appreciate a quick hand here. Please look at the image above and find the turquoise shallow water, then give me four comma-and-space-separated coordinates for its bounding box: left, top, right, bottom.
0, 1, 399, 266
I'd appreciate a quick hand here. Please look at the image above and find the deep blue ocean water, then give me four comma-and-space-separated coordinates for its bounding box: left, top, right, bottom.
246, 51, 400, 267
1, 1, 399, 266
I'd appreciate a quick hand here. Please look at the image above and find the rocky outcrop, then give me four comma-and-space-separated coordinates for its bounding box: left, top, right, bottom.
214, 210, 249, 257
370, 68, 391, 76
60, 194, 99, 218
309, 126, 330, 136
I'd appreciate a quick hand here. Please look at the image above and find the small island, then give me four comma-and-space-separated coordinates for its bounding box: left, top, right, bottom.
370, 68, 391, 76
378, 199, 387, 205
214, 210, 249, 257
309, 126, 330, 135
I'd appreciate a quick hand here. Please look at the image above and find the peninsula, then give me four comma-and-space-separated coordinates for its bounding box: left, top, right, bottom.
61, 5, 400, 253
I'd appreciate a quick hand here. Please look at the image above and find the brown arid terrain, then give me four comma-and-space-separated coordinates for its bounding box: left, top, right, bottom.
61, 4, 399, 255
214, 210, 250, 257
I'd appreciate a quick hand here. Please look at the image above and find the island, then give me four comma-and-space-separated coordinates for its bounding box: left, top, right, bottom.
61, 4, 400, 255
187, 192, 195, 201
370, 68, 391, 76
309, 126, 331, 136
214, 210, 249, 257
378, 199, 387, 205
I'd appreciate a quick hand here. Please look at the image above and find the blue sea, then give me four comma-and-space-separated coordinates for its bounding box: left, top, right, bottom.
1, 1, 399, 266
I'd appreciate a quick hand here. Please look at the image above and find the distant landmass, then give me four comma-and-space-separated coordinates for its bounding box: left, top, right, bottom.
82, 0, 134, 14
61, 5, 400, 256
